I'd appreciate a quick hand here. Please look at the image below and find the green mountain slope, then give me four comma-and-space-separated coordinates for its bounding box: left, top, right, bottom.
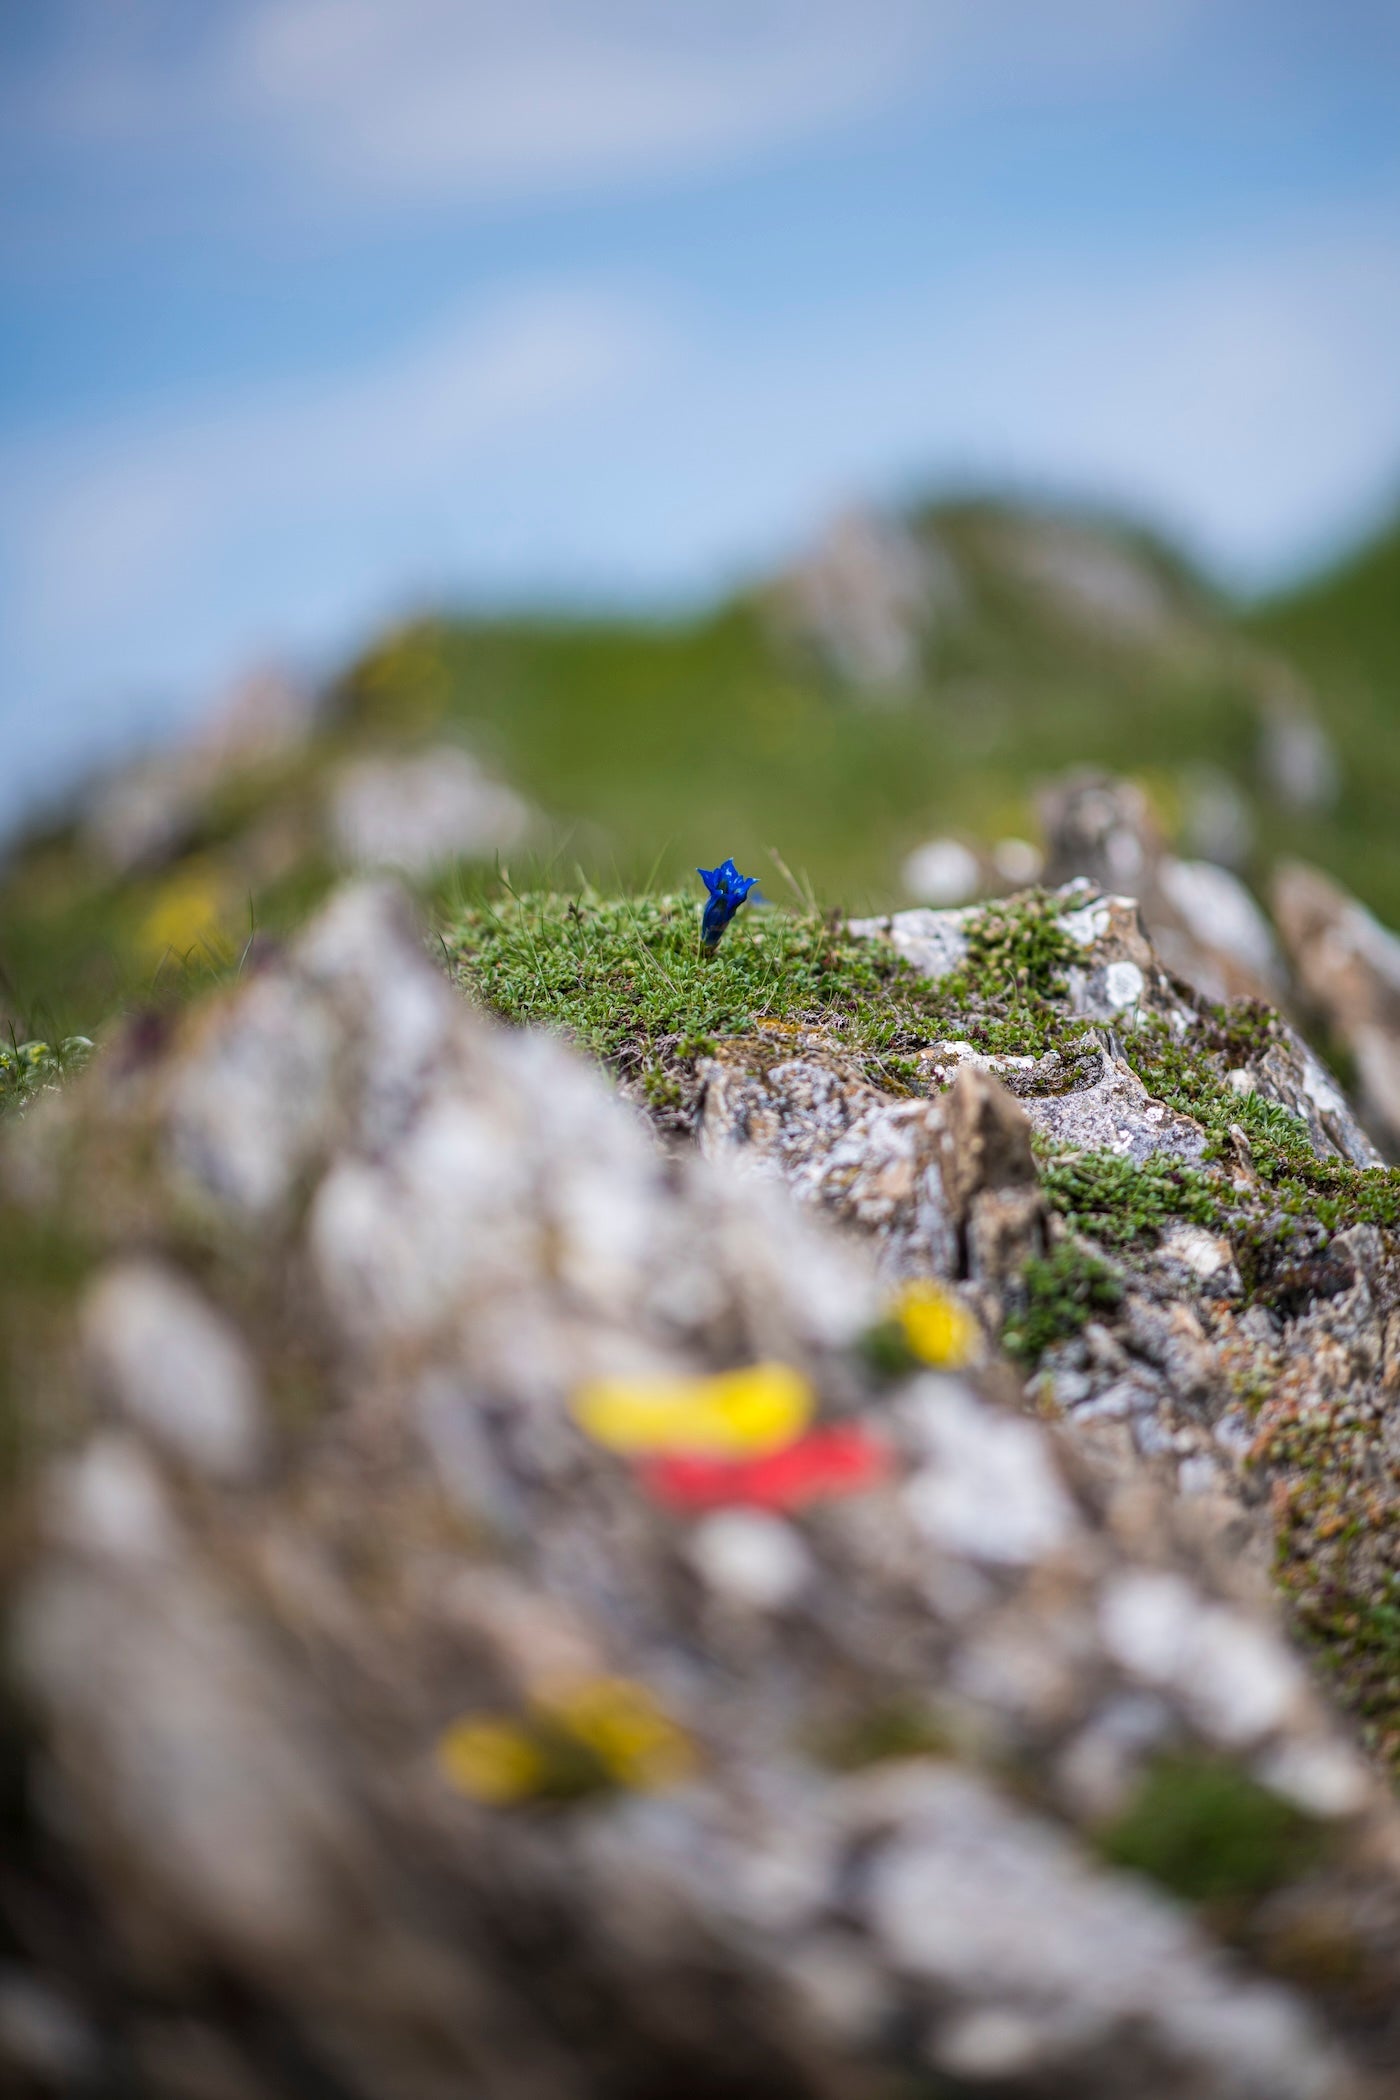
1, 494, 1397, 1051
334, 499, 1263, 902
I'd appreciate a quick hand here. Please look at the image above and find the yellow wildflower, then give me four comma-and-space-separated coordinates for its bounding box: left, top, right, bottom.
436, 1717, 549, 1804
542, 1677, 696, 1791
136, 864, 232, 969
893, 1283, 980, 1369
571, 1361, 812, 1457
436, 1676, 695, 1804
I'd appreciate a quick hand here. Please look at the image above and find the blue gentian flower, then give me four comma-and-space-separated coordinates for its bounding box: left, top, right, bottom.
697, 858, 757, 948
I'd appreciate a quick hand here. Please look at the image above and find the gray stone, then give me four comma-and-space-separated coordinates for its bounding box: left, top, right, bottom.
81, 1262, 264, 1482
5, 876, 1400, 2099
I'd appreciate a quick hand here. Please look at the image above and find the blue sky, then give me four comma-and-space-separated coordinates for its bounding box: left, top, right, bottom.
1, 0, 1399, 831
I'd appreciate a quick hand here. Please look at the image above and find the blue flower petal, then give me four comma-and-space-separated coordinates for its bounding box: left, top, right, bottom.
697, 857, 757, 947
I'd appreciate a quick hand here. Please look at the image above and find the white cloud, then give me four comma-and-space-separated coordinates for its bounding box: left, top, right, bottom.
233, 0, 936, 199
9, 0, 1208, 209
535, 217, 1400, 598
1, 201, 1397, 852
5, 211, 1397, 718
897, 223, 1400, 584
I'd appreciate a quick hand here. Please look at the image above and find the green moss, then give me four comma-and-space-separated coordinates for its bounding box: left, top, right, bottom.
1038, 1146, 1221, 1249
1101, 1751, 1325, 1906
444, 886, 1096, 1116
1118, 1005, 1400, 1260
935, 890, 1087, 1059
1283, 1574, 1400, 1775
953, 888, 1077, 1001
1001, 1241, 1124, 1362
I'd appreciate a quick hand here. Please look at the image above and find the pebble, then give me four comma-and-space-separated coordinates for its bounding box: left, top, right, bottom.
687, 1510, 813, 1609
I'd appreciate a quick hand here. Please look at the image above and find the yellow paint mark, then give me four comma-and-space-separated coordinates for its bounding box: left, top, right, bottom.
572, 1361, 813, 1457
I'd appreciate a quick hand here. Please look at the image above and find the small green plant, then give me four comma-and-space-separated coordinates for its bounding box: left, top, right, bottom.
1038, 1146, 1221, 1248
956, 888, 1077, 1002
0, 1035, 92, 1117
936, 890, 1086, 1058
1001, 1241, 1124, 1362
1101, 1751, 1325, 1906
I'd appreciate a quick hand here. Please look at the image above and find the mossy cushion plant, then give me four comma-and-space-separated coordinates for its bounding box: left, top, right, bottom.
443, 880, 1097, 1108
446, 878, 1400, 1346
1001, 1241, 1124, 1363
1100, 1751, 1326, 1910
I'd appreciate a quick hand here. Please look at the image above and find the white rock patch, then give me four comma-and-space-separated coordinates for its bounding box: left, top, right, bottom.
1103, 960, 1146, 1011
900, 1380, 1079, 1567
688, 1511, 812, 1610
81, 1263, 265, 1482
1099, 1571, 1302, 1747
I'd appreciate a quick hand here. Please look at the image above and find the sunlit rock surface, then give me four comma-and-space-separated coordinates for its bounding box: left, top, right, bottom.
5, 883, 1400, 2096
1274, 858, 1400, 1160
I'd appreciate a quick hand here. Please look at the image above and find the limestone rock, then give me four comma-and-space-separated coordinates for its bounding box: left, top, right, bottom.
1039, 769, 1284, 1004
80, 1263, 265, 1483
5, 881, 1400, 2097
1274, 858, 1400, 1158
771, 506, 958, 693
328, 745, 530, 877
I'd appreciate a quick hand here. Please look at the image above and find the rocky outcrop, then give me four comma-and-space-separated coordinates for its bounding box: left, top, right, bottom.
769, 507, 958, 693
327, 744, 531, 876
1038, 769, 1285, 1005
1274, 859, 1400, 1159
5, 882, 1400, 2096
698, 885, 1400, 1775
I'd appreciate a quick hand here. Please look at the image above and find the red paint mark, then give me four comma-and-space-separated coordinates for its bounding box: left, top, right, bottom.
639, 1423, 891, 1512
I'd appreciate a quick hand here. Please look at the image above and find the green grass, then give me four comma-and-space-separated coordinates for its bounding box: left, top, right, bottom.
336, 577, 1260, 912
1248, 509, 1400, 921
4, 490, 1400, 1051
332, 494, 1400, 920
443, 883, 1103, 1113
